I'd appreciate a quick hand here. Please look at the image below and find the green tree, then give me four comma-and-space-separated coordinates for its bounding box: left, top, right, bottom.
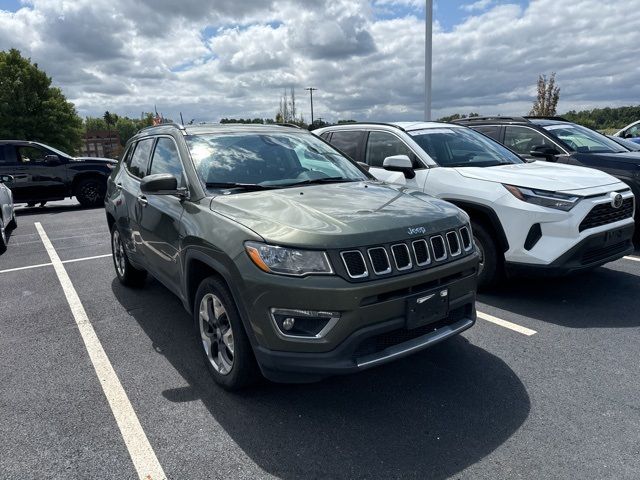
530, 73, 560, 117
0, 48, 83, 154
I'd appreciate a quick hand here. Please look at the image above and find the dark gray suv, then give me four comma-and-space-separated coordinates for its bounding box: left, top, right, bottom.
105, 123, 479, 389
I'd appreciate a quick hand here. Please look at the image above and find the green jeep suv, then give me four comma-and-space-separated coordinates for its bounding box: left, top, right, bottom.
105, 123, 479, 389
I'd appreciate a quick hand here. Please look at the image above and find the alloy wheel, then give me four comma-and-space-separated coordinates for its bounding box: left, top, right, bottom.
112, 229, 126, 277
199, 293, 235, 375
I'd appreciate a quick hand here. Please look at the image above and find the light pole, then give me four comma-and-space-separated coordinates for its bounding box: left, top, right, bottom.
305, 87, 317, 125
425, 0, 433, 121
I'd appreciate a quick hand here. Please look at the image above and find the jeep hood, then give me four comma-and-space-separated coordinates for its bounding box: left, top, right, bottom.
454, 162, 620, 192
210, 181, 466, 248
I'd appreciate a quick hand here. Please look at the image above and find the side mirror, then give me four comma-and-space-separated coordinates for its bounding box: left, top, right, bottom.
140, 174, 187, 197
44, 154, 61, 165
0, 174, 14, 183
357, 161, 370, 172
529, 146, 560, 161
383, 155, 415, 179
623, 132, 633, 139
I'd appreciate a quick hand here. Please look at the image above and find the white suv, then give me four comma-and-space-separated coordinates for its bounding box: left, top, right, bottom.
315, 122, 636, 287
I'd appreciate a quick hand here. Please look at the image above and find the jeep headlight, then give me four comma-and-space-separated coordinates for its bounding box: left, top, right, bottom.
503, 185, 580, 211
245, 242, 333, 276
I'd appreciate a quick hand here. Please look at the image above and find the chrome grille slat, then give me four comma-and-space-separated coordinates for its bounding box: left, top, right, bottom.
391, 244, 412, 271
459, 226, 473, 251
446, 231, 462, 257
412, 239, 431, 266
367, 247, 392, 275
340, 250, 368, 279
430, 235, 447, 261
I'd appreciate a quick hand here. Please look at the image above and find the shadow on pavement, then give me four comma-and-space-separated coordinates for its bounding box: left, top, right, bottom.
112, 278, 530, 479
480, 266, 640, 329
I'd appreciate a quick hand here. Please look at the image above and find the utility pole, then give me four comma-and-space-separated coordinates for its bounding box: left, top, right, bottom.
305, 87, 318, 126
425, 0, 433, 121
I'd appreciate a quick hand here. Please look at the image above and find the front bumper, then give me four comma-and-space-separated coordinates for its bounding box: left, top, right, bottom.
235, 252, 479, 382
505, 223, 634, 277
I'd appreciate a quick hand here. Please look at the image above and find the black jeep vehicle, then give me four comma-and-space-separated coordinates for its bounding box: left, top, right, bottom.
453, 116, 640, 242
0, 140, 117, 207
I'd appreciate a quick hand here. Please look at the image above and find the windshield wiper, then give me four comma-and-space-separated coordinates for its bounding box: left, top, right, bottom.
205, 182, 278, 191
281, 177, 358, 187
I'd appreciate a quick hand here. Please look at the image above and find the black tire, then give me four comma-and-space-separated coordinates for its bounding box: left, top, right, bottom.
0, 218, 7, 254
75, 177, 106, 208
110, 224, 147, 287
7, 212, 17, 230
194, 276, 259, 390
472, 221, 502, 289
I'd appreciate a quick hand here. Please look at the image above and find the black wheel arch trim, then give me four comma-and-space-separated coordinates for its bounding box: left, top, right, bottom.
442, 199, 510, 252
182, 248, 261, 349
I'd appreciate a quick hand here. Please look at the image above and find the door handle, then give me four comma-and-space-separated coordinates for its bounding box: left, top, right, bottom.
137, 195, 148, 206
115, 182, 123, 190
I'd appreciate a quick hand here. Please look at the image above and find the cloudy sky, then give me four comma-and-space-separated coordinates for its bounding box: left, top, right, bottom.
0, 0, 638, 123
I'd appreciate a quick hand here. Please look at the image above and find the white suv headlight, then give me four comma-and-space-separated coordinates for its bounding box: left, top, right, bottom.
245, 242, 334, 276
503, 184, 580, 211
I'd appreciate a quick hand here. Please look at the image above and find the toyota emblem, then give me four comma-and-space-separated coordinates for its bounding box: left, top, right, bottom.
610, 192, 623, 209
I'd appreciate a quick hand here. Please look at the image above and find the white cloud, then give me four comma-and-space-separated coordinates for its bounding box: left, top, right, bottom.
461, 0, 493, 13
0, 0, 638, 122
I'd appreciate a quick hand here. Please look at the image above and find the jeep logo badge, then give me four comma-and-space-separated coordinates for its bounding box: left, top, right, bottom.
610, 192, 623, 209
408, 226, 427, 235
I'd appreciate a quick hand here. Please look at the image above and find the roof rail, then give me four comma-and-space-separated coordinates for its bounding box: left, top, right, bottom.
137, 122, 186, 134
274, 123, 302, 129
451, 116, 529, 124
330, 122, 406, 132
524, 116, 570, 122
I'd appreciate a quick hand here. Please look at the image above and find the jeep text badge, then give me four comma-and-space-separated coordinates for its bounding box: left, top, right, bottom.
408, 226, 427, 235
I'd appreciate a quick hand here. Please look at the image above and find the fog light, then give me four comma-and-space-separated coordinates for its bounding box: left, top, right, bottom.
270, 308, 340, 338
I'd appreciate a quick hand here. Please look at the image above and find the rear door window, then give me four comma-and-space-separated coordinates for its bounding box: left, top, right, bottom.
328, 131, 364, 161
127, 138, 154, 178
473, 125, 501, 142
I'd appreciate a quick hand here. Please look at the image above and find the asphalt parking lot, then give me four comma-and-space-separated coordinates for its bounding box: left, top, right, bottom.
1, 200, 639, 480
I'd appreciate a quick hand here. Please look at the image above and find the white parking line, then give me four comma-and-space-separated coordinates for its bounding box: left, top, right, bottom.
34, 223, 166, 480
0, 254, 112, 274
477, 311, 537, 336
624, 256, 640, 263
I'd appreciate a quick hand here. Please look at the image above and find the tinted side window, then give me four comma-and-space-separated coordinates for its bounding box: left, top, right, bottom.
365, 131, 415, 168
473, 125, 501, 141
17, 146, 46, 163
0, 146, 5, 164
319, 132, 331, 140
149, 138, 184, 187
504, 126, 554, 155
328, 131, 363, 161
127, 138, 154, 178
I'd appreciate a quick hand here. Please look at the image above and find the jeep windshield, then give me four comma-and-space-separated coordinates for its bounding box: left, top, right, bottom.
186, 132, 368, 191
542, 124, 627, 154
409, 127, 523, 167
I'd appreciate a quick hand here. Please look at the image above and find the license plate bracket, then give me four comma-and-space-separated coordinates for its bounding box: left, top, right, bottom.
406, 288, 450, 330
604, 228, 625, 246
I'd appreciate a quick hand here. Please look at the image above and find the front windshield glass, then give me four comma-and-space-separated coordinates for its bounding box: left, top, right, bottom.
409, 127, 523, 167
186, 131, 368, 190
543, 124, 626, 154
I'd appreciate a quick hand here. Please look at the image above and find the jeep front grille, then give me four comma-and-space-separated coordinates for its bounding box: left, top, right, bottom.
339, 227, 474, 281
391, 244, 412, 270
341, 251, 368, 279
431, 236, 447, 261
367, 247, 391, 275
